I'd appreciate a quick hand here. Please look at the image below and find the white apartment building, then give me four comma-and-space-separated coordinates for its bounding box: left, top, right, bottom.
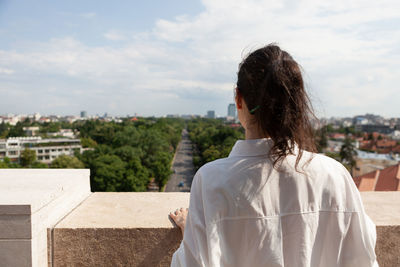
46, 129, 76, 138
0, 137, 82, 164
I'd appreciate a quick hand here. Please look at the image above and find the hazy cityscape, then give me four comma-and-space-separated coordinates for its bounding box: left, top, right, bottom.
1, 105, 400, 192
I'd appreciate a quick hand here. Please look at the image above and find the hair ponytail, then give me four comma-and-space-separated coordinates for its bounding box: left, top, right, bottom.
237, 44, 317, 170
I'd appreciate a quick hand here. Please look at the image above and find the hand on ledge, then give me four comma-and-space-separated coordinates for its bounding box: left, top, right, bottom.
169, 207, 188, 236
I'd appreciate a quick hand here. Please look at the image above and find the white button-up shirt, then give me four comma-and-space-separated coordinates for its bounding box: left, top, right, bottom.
171, 138, 378, 267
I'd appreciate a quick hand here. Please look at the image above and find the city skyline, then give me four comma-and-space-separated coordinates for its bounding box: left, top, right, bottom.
2, 110, 400, 121
1, 0, 400, 117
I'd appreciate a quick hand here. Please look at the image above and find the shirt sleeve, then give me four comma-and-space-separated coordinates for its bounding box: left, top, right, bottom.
171, 170, 209, 267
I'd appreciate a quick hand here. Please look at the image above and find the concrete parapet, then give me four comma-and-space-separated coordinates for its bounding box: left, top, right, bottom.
0, 169, 91, 267
1, 170, 398, 267
361, 192, 400, 266
50, 192, 399, 267
51, 193, 189, 267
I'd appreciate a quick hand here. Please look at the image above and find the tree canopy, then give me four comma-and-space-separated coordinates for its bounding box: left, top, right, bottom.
50, 155, 85, 168
75, 117, 184, 191
20, 148, 36, 167
187, 119, 244, 169
340, 136, 357, 174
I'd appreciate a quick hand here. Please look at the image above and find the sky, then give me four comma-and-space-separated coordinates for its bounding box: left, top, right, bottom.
0, 0, 399, 118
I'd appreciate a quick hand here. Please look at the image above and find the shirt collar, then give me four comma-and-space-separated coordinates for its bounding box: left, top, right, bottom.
229, 138, 274, 157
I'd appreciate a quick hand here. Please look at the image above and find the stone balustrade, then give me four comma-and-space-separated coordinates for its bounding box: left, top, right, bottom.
1, 170, 399, 267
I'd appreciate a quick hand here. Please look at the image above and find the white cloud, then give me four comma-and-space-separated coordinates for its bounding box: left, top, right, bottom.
151, 0, 400, 117
0, 0, 399, 116
103, 31, 126, 41
0, 67, 14, 75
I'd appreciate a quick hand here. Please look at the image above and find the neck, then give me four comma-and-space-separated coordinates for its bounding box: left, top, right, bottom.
245, 127, 267, 140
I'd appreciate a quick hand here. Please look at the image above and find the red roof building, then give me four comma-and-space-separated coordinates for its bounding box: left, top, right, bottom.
363, 132, 384, 140
376, 140, 397, 149
359, 138, 398, 154
353, 163, 400, 191
392, 145, 400, 154
329, 133, 346, 140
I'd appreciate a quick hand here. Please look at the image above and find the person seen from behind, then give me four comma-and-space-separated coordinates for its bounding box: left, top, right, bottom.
169, 43, 378, 267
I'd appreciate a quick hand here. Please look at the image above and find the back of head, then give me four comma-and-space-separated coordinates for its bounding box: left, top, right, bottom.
237, 43, 316, 169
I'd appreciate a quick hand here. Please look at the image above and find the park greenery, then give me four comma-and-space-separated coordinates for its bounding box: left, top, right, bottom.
75, 118, 184, 191
186, 120, 357, 173
0, 118, 184, 192
187, 118, 244, 169
51, 155, 85, 168
323, 124, 357, 136
0, 118, 385, 190
0, 119, 73, 139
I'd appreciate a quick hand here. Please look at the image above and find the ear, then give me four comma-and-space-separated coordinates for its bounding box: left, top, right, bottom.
235, 88, 243, 109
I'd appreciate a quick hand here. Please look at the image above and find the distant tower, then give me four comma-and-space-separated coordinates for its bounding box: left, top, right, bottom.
80, 111, 87, 118
227, 103, 236, 118
206, 110, 215, 119
33, 112, 41, 121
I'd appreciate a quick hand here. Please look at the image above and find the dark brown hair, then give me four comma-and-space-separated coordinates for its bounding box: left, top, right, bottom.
237, 43, 317, 170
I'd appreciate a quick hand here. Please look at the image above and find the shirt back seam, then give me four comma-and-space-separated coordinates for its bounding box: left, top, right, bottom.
215, 209, 359, 224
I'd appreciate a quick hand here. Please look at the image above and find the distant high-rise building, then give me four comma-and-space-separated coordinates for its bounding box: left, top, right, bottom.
33, 112, 41, 121
227, 103, 236, 118
80, 111, 87, 118
206, 110, 215, 119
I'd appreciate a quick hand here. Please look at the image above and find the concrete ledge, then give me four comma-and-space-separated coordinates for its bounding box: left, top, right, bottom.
50, 192, 400, 267
360, 192, 400, 266
2, 170, 398, 266
52, 193, 189, 267
0, 169, 91, 267
55, 192, 190, 229
360, 192, 400, 225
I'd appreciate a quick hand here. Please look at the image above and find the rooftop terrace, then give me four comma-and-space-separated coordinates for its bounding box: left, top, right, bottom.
1, 169, 399, 267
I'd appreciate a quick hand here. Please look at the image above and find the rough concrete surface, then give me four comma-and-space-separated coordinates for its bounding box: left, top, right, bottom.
376, 226, 400, 267
52, 228, 182, 267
